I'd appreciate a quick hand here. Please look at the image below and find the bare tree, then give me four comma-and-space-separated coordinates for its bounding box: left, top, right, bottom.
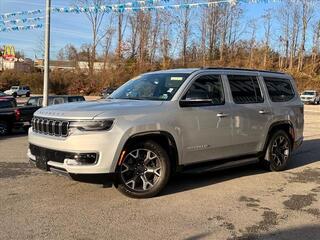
75, 0, 107, 76
262, 10, 272, 68
248, 19, 257, 68
312, 20, 320, 71
297, 0, 314, 71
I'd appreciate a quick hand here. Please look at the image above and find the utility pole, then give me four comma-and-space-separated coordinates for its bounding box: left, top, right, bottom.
43, 0, 51, 107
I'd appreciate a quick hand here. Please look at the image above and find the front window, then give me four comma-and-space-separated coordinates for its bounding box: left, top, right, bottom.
110, 73, 190, 101
302, 91, 316, 96
11, 86, 19, 90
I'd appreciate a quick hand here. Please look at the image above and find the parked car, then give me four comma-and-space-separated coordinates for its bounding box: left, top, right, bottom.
0, 91, 8, 97
101, 87, 117, 98
4, 86, 31, 98
28, 68, 304, 198
26, 95, 85, 107
0, 97, 26, 135
0, 91, 13, 99
300, 90, 320, 104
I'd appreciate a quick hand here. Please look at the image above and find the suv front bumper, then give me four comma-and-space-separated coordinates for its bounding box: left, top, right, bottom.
28, 129, 123, 174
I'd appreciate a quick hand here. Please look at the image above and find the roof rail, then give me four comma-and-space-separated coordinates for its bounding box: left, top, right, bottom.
200, 67, 286, 75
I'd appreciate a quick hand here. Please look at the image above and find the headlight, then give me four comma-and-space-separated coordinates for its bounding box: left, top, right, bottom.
69, 119, 114, 131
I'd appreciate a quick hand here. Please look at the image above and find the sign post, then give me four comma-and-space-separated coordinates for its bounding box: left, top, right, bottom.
43, 0, 51, 107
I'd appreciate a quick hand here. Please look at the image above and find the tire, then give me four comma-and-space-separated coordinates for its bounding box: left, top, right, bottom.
12, 92, 17, 98
26, 92, 30, 97
116, 140, 171, 198
0, 121, 9, 136
261, 130, 292, 172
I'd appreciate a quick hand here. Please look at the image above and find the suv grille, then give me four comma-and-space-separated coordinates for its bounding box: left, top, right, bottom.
32, 117, 69, 137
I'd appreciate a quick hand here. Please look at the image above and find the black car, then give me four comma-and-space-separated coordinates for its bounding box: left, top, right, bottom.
0, 97, 23, 135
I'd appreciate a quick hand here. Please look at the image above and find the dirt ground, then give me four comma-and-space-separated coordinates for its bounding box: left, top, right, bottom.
0, 105, 319, 240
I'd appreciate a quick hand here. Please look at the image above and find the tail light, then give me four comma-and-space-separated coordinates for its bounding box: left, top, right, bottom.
14, 109, 21, 121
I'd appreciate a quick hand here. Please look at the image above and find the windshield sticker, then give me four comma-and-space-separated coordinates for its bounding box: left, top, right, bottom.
160, 94, 168, 99
167, 88, 174, 93
171, 77, 184, 81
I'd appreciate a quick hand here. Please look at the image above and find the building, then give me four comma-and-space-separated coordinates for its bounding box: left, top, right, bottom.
34, 59, 109, 72
0, 57, 34, 72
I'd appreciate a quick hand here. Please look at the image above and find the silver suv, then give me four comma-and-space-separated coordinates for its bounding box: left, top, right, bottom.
28, 68, 304, 198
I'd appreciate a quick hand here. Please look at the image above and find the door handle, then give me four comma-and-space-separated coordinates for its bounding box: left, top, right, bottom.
259, 110, 270, 115
217, 113, 229, 118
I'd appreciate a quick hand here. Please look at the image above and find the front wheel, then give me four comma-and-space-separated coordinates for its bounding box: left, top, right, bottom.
26, 92, 30, 97
261, 130, 292, 172
116, 141, 171, 198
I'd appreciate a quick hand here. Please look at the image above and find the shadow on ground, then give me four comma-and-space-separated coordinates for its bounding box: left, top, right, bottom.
161, 138, 320, 196
231, 225, 320, 240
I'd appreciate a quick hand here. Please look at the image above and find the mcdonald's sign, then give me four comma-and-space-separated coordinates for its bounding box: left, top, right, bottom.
1, 45, 16, 60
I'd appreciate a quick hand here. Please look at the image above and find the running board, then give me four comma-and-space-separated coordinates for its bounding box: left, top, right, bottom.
182, 157, 259, 174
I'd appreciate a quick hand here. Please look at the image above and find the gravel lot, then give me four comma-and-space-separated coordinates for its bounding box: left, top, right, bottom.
0, 105, 319, 240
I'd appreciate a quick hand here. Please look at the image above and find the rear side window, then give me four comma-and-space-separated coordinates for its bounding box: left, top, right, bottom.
0, 100, 16, 109
263, 77, 295, 102
228, 75, 263, 104
184, 74, 224, 105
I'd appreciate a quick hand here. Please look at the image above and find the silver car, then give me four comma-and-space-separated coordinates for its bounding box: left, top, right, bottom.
28, 68, 304, 198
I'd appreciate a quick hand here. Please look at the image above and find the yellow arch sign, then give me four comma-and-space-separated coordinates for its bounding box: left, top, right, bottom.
2, 45, 15, 59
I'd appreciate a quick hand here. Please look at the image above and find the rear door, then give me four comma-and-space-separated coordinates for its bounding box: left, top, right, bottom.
226, 74, 272, 156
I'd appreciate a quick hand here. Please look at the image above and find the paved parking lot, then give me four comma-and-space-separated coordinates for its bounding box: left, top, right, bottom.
0, 105, 319, 240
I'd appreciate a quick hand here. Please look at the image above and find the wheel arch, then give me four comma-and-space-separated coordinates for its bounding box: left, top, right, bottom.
117, 131, 180, 173
262, 120, 295, 160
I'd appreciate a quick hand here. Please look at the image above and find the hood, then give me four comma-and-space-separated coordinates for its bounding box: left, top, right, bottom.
34, 99, 164, 120
4, 90, 13, 94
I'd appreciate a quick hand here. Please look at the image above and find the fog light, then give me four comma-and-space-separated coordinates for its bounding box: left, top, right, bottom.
65, 153, 98, 166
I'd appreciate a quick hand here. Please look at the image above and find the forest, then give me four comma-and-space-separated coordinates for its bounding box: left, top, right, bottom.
1, 0, 319, 94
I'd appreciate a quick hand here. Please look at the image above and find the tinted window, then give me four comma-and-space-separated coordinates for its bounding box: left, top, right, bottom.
228, 75, 263, 104
53, 98, 64, 105
264, 77, 295, 102
184, 75, 224, 105
0, 100, 16, 109
27, 98, 38, 106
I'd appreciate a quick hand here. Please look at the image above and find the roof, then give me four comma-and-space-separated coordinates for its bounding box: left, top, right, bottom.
147, 68, 200, 74
146, 67, 286, 75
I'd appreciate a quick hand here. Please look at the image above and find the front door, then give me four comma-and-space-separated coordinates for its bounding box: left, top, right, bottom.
178, 73, 233, 164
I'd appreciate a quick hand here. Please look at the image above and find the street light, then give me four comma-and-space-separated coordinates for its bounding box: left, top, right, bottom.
43, 0, 51, 107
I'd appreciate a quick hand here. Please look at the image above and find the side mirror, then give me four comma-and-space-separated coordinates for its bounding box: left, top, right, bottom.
179, 99, 213, 108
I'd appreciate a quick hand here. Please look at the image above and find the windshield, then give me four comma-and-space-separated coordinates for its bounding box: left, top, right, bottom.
302, 91, 316, 96
110, 73, 190, 101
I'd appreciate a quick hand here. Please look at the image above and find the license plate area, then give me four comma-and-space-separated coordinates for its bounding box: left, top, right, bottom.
35, 149, 48, 171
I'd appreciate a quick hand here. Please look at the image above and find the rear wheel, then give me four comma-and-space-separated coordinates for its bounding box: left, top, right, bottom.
116, 141, 171, 198
26, 92, 30, 97
0, 121, 9, 136
261, 130, 292, 171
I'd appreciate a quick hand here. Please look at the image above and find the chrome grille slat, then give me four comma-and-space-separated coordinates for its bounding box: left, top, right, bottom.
32, 117, 69, 137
